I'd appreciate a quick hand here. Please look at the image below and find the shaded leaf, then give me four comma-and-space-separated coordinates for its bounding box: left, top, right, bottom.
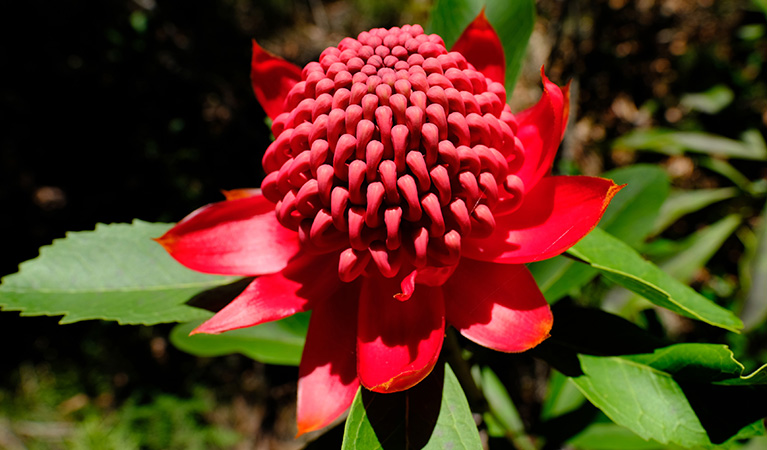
169, 312, 309, 366
567, 228, 743, 332
530, 305, 670, 378
341, 363, 482, 450
0, 221, 235, 325
613, 128, 767, 160
741, 203, 767, 330
540, 370, 587, 421
427, 0, 535, 92
480, 367, 536, 450
659, 214, 742, 282
652, 187, 738, 236
680, 84, 734, 114
698, 156, 756, 193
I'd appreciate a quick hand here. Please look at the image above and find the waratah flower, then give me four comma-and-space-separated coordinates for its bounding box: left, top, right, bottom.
156, 13, 621, 435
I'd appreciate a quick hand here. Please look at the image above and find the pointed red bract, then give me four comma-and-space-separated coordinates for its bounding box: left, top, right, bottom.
221, 188, 262, 200
251, 39, 302, 120
155, 194, 300, 276
357, 276, 445, 393
445, 260, 552, 352
296, 282, 360, 436
192, 253, 340, 335
513, 69, 568, 191
451, 9, 505, 85
463, 176, 623, 264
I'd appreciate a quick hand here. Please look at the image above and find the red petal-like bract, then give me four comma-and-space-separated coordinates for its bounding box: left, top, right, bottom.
451, 9, 505, 85
297, 282, 360, 436
357, 275, 445, 393
192, 252, 340, 335
155, 194, 300, 276
444, 260, 552, 352
251, 39, 302, 120
514, 69, 568, 191
463, 176, 623, 264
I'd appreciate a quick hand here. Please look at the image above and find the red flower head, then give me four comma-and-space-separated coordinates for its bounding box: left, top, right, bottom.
157, 15, 621, 435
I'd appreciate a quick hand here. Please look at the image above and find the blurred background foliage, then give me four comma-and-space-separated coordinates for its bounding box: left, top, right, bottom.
1, 0, 765, 448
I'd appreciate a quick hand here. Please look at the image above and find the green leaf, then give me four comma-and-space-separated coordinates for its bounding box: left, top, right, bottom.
427, 0, 535, 92
540, 370, 587, 421
597, 165, 670, 248
680, 84, 734, 114
169, 312, 309, 366
658, 214, 741, 283
613, 128, 767, 160
480, 367, 536, 450
571, 347, 767, 447
530, 165, 669, 303
741, 203, 767, 330
0, 221, 235, 325
341, 363, 482, 449
652, 187, 739, 236
567, 423, 665, 450
567, 228, 743, 332
752, 0, 767, 20
571, 354, 711, 448
622, 343, 767, 386
698, 156, 756, 193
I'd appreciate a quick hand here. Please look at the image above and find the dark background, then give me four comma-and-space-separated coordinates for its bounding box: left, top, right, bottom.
2, 0, 766, 448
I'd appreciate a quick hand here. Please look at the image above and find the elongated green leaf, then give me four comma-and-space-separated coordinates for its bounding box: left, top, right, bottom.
567, 228, 743, 332
169, 312, 309, 366
698, 156, 756, 193
530, 165, 669, 302
660, 214, 742, 282
0, 221, 235, 325
741, 203, 767, 330
571, 355, 711, 448
427, 0, 535, 92
652, 187, 738, 236
613, 128, 767, 160
680, 85, 734, 114
480, 367, 536, 450
342, 363, 482, 450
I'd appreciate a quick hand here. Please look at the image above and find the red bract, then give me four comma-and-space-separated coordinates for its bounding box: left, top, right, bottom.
156, 17, 622, 435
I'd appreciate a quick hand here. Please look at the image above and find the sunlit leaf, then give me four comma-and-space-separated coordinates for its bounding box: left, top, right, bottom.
622, 343, 767, 386
567, 422, 665, 450
567, 228, 743, 332
0, 221, 234, 325
572, 354, 711, 448
169, 313, 309, 366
